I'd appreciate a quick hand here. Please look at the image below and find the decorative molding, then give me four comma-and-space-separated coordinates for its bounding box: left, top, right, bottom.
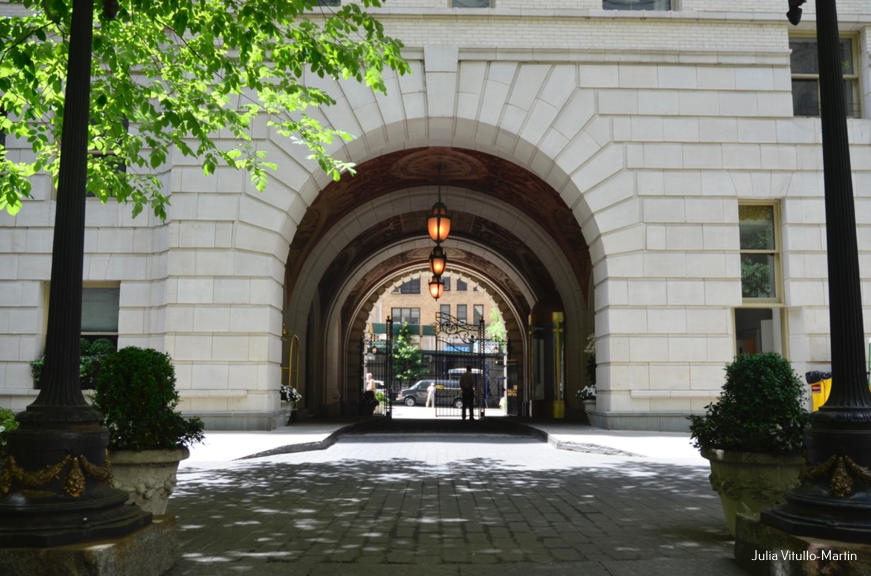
0, 452, 112, 499
805, 454, 871, 497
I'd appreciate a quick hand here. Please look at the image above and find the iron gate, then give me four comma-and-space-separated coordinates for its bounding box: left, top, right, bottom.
432, 313, 485, 418
362, 316, 394, 418
363, 315, 507, 419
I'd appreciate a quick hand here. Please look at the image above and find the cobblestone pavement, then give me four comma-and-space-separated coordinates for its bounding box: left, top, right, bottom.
167, 430, 744, 575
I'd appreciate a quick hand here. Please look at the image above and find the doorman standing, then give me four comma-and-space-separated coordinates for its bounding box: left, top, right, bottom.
459, 366, 475, 421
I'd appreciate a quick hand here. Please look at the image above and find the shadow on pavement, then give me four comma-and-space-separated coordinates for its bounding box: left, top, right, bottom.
167, 435, 741, 575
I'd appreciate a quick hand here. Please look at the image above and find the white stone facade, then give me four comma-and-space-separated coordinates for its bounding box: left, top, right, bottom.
2, 1, 870, 430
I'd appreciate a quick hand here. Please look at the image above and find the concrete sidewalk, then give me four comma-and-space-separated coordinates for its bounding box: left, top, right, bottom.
180, 421, 352, 469
180, 418, 706, 470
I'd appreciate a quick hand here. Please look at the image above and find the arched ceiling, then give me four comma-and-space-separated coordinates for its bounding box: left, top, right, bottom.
338, 248, 531, 352
284, 147, 592, 334
319, 210, 555, 319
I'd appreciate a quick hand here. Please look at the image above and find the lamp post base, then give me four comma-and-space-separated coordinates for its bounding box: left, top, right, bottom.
736, 512, 871, 576
0, 515, 176, 576
761, 418, 871, 543
0, 411, 151, 548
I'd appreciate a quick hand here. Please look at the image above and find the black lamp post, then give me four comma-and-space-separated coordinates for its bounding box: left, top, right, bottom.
0, 0, 150, 546
761, 0, 871, 541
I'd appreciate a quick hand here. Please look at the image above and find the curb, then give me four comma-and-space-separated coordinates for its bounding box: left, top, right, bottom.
236, 423, 357, 460
236, 419, 638, 459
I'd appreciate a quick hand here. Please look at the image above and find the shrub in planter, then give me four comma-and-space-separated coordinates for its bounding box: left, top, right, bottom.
689, 353, 809, 535
93, 347, 204, 451
93, 347, 204, 514
689, 353, 808, 454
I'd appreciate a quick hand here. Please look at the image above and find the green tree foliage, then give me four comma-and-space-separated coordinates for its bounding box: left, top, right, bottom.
0, 0, 408, 217
741, 257, 773, 298
484, 308, 505, 343
392, 322, 425, 387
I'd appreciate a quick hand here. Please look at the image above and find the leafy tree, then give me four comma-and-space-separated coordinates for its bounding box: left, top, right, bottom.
0, 0, 408, 217
484, 308, 505, 343
392, 322, 425, 387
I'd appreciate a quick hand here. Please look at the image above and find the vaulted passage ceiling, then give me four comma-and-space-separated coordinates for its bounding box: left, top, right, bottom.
284, 147, 592, 331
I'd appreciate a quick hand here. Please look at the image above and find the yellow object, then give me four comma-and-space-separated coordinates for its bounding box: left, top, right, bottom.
810, 376, 832, 411
552, 400, 565, 419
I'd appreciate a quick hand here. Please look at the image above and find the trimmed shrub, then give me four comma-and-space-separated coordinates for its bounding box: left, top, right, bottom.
93, 347, 204, 451
689, 353, 808, 454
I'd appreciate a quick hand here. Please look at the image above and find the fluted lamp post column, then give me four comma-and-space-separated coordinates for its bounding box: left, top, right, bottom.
0, 0, 151, 547
761, 0, 871, 541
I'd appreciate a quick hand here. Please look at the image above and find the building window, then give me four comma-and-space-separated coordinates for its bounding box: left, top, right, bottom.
393, 277, 420, 295
735, 308, 783, 355
456, 304, 467, 323
473, 304, 484, 325
736, 203, 784, 355
452, 0, 491, 7
442, 276, 451, 291
81, 286, 120, 346
440, 304, 451, 319
35, 285, 119, 389
739, 204, 778, 300
456, 278, 468, 292
316, 0, 340, 5
604, 0, 670, 10
391, 307, 420, 326
790, 36, 860, 117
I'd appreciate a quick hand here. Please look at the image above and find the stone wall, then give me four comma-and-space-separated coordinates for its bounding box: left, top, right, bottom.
1, 3, 870, 429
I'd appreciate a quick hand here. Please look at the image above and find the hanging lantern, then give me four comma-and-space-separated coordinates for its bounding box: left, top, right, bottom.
428, 275, 444, 300
429, 245, 447, 276
427, 201, 451, 243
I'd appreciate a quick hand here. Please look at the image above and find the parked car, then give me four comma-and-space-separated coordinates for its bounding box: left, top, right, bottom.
396, 379, 462, 407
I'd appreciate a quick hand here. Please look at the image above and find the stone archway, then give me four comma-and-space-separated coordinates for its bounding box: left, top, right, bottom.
282, 147, 593, 418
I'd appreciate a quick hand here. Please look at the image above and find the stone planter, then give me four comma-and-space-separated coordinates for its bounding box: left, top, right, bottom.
701, 448, 805, 537
582, 399, 596, 415
110, 447, 190, 515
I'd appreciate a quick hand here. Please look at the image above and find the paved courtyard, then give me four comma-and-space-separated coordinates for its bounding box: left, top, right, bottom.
166, 425, 744, 575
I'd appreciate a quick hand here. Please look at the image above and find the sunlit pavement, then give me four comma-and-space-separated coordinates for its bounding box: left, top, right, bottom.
168, 421, 743, 575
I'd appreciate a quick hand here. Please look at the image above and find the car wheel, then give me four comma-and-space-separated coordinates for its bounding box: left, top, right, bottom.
453, 398, 463, 409
405, 397, 416, 407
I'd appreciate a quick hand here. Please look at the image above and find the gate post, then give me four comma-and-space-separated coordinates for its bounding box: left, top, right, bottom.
479, 319, 485, 419
385, 315, 393, 420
